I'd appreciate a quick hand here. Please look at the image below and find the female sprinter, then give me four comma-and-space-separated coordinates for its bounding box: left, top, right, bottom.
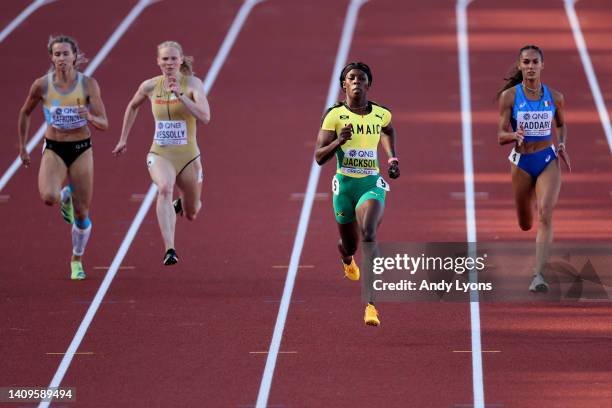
497, 45, 571, 292
315, 62, 400, 326
18, 35, 108, 280
113, 41, 210, 265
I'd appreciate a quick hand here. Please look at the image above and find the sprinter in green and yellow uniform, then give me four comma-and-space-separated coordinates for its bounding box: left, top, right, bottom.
316, 62, 400, 327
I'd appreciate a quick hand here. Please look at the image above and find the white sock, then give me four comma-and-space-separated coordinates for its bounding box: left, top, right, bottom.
72, 223, 92, 256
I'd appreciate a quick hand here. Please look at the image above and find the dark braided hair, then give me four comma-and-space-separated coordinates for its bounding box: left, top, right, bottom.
496, 45, 544, 100
339, 61, 372, 89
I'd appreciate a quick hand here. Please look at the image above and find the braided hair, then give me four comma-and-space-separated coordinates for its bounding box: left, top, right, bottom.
339, 61, 372, 89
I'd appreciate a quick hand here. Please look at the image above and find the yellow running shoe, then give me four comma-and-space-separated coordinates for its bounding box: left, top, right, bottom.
364, 304, 380, 326
343, 258, 360, 281
71, 260, 86, 280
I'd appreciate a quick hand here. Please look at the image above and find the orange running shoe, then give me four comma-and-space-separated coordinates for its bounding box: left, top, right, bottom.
343, 258, 360, 281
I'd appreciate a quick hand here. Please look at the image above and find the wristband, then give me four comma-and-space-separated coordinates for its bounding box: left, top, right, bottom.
388, 157, 399, 164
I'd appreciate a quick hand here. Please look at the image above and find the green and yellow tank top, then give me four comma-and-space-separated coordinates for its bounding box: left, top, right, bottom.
321, 101, 392, 178
151, 75, 197, 146
43, 71, 88, 130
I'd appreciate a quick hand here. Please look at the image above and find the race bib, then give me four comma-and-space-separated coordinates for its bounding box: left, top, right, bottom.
332, 175, 340, 195
508, 149, 521, 165
47, 105, 87, 130
154, 120, 187, 145
376, 176, 390, 191
340, 148, 378, 176
517, 111, 552, 137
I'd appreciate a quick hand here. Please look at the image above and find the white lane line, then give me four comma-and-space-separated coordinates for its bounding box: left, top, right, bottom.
564, 0, 612, 155
36, 1, 262, 407
0, 0, 153, 192
0, 0, 52, 43
254, 1, 368, 407
456, 1, 485, 408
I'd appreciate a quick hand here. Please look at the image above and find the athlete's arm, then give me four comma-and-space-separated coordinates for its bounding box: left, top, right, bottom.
112, 79, 153, 156
552, 89, 570, 171
83, 77, 108, 130
381, 122, 400, 179
315, 124, 352, 165
497, 89, 523, 146
17, 78, 44, 166
177, 76, 210, 124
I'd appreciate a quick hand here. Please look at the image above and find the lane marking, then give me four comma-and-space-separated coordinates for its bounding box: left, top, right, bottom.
130, 193, 147, 201
271, 265, 314, 269
93, 266, 135, 270
46, 352, 93, 355
456, 1, 485, 408
36, 1, 262, 407
564, 0, 612, 155
0, 0, 152, 192
453, 350, 500, 353
255, 1, 367, 407
250, 351, 297, 355
0, 0, 53, 43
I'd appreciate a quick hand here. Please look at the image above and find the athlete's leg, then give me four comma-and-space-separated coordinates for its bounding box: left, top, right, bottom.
511, 164, 536, 231
148, 154, 178, 252
356, 199, 384, 321
337, 221, 359, 264
175, 158, 202, 221
68, 149, 94, 263
38, 149, 68, 206
534, 160, 561, 278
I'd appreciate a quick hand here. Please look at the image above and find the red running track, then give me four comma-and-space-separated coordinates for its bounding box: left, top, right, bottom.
1, 1, 611, 407
468, 0, 612, 407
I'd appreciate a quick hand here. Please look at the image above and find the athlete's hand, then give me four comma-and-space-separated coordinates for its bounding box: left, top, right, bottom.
388, 160, 400, 179
112, 141, 127, 157
76, 98, 89, 121
167, 76, 181, 97
19, 147, 31, 167
515, 125, 525, 147
557, 144, 571, 172
338, 123, 353, 145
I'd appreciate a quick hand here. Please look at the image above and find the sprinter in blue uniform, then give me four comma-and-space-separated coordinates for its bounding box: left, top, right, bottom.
496, 45, 571, 292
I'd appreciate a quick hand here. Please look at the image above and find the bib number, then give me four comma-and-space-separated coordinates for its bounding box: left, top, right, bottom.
154, 120, 187, 145
332, 176, 340, 195
376, 177, 390, 191
508, 149, 521, 165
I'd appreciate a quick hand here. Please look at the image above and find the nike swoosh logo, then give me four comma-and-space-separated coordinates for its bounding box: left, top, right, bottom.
545, 155, 551, 162
519, 102, 526, 108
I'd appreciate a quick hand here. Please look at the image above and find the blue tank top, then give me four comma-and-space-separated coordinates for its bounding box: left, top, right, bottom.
511, 84, 555, 143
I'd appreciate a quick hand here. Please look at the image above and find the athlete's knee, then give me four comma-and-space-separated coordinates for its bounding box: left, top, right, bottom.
156, 182, 174, 198
361, 228, 377, 243
185, 200, 201, 221
41, 191, 60, 206
518, 218, 532, 231
538, 205, 554, 228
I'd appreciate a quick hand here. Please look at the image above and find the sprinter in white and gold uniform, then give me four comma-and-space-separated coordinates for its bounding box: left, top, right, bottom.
315, 62, 400, 326
114, 41, 210, 266
18, 35, 108, 280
